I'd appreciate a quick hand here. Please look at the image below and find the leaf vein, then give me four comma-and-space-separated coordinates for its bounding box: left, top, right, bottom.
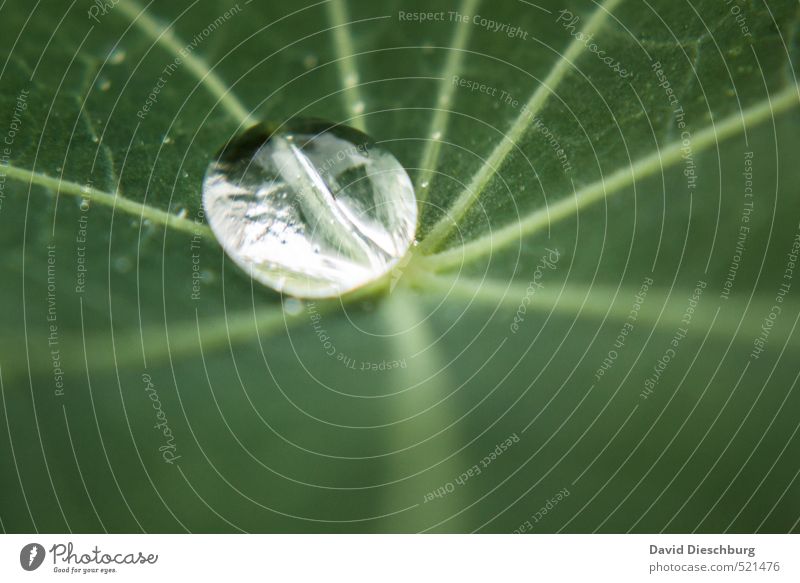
423, 83, 800, 271
418, 0, 624, 253
0, 163, 211, 238
416, 0, 481, 201
116, 0, 254, 126
325, 0, 372, 132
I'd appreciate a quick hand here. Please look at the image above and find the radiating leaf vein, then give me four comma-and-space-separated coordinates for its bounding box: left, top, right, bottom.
415, 0, 481, 201
418, 0, 624, 253
421, 83, 800, 271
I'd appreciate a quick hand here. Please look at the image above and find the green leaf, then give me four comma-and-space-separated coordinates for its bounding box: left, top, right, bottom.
1, 0, 799, 534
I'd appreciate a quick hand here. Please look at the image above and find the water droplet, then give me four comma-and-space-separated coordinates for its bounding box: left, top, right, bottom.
175, 207, 188, 219
109, 49, 126, 64
202, 119, 417, 298
114, 257, 132, 273
431, 131, 442, 140
353, 101, 365, 115
162, 136, 174, 145
303, 54, 318, 69
98, 78, 111, 91
140, 218, 156, 240
283, 298, 303, 316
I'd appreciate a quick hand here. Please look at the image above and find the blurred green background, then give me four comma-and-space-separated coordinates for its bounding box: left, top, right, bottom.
0, 0, 799, 533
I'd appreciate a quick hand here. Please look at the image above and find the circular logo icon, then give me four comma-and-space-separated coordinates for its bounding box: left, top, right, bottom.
20, 543, 46, 571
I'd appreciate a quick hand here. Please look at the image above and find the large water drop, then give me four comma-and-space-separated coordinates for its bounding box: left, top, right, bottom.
203, 119, 417, 298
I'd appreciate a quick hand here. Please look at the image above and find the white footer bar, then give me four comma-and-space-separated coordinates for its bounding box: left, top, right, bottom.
0, 534, 796, 581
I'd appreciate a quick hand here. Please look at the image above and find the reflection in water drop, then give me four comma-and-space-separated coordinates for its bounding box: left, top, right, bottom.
202, 119, 417, 298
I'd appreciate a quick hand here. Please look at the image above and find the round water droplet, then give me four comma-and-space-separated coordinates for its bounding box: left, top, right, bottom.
114, 257, 132, 273
202, 119, 417, 298
109, 49, 126, 64
283, 298, 303, 316
303, 54, 318, 69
